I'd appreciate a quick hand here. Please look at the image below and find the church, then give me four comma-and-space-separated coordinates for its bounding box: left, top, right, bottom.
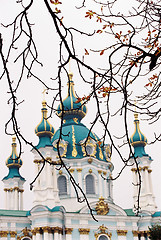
1, 72, 160, 240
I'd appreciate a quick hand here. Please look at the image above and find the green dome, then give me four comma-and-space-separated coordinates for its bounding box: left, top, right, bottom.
35, 101, 55, 137
130, 113, 150, 159
6, 137, 23, 168
52, 74, 108, 162
57, 73, 87, 121
3, 137, 25, 181
130, 113, 147, 146
52, 119, 106, 161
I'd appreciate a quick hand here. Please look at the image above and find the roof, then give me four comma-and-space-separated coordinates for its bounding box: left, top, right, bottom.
0, 209, 28, 217
124, 209, 135, 216
35, 101, 55, 149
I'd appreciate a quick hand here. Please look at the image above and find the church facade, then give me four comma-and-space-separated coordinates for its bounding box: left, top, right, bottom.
1, 72, 160, 240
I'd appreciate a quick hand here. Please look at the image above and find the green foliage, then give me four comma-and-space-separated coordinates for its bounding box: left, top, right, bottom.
149, 224, 161, 240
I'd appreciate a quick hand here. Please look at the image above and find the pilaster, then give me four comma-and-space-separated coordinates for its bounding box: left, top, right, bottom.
79, 228, 90, 240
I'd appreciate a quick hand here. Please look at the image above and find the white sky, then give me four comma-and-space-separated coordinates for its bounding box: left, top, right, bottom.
0, 0, 161, 212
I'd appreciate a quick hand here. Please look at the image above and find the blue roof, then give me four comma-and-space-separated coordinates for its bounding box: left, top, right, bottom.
35, 101, 55, 138
152, 211, 161, 217
3, 137, 25, 181
130, 113, 150, 159
3, 167, 25, 181
35, 136, 53, 149
57, 75, 87, 121
35, 101, 55, 149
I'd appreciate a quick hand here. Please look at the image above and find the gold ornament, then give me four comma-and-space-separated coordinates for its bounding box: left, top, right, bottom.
95, 197, 109, 215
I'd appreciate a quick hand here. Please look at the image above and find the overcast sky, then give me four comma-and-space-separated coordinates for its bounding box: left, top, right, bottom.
0, 0, 161, 212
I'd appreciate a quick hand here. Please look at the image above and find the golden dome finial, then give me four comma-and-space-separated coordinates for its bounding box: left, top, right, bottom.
134, 100, 138, 120
12, 136, 16, 143
68, 58, 73, 80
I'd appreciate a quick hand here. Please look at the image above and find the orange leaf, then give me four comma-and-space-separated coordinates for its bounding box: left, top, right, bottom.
85, 48, 89, 55
85, 10, 95, 19
50, 0, 62, 5
96, 30, 103, 34
98, 141, 102, 146
75, 98, 81, 103
100, 49, 105, 55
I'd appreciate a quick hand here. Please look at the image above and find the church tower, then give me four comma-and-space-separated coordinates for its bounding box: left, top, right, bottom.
2, 137, 25, 210
32, 100, 60, 208
51, 72, 114, 212
130, 113, 157, 213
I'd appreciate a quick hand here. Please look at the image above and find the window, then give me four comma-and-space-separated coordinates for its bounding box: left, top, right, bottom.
22, 238, 32, 240
58, 175, 67, 195
85, 174, 95, 194
99, 235, 108, 240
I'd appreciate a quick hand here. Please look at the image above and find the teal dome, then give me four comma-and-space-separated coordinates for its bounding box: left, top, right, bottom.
35, 101, 55, 149
130, 113, 147, 146
57, 73, 87, 121
130, 113, 150, 158
35, 101, 55, 137
52, 73, 108, 162
3, 137, 25, 181
52, 119, 106, 161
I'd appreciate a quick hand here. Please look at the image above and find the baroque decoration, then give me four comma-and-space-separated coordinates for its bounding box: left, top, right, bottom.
95, 197, 109, 215
95, 225, 112, 240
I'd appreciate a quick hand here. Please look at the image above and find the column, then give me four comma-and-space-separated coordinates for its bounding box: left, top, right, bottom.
79, 228, 90, 240
48, 228, 53, 240
42, 227, 50, 240
4, 189, 8, 209
103, 171, 107, 198
14, 187, 19, 210
53, 227, 61, 240
143, 167, 150, 194
98, 170, 103, 196
69, 169, 75, 197
132, 231, 139, 240
10, 231, 17, 240
77, 169, 82, 189
31, 229, 36, 240
117, 230, 127, 240
65, 228, 73, 240
10, 189, 14, 209
35, 227, 42, 240
19, 189, 24, 210
148, 169, 153, 193
0, 231, 8, 240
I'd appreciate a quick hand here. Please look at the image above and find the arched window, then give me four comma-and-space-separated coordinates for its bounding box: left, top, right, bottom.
58, 175, 67, 195
99, 235, 108, 240
22, 238, 32, 240
85, 174, 95, 194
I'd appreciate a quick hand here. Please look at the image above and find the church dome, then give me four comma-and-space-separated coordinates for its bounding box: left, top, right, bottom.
35, 100, 55, 137
3, 137, 25, 181
35, 101, 55, 149
52, 73, 107, 162
130, 113, 150, 159
57, 73, 87, 121
130, 113, 147, 146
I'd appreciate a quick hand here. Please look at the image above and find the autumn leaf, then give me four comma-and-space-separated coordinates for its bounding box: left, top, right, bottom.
96, 30, 103, 34
85, 10, 95, 19
98, 141, 102, 146
145, 82, 153, 87
103, 25, 108, 29
50, 0, 62, 5
85, 48, 89, 55
110, 23, 114, 28
55, 7, 61, 13
100, 49, 105, 55
75, 98, 81, 103
97, 16, 102, 23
